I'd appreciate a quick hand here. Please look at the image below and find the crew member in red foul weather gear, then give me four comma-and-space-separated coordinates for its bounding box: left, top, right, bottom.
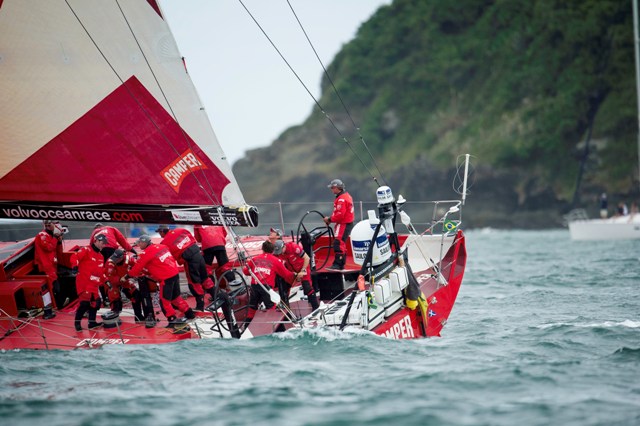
91, 223, 135, 261
323, 179, 354, 270
71, 234, 108, 331
105, 248, 154, 325
157, 225, 216, 311
242, 241, 300, 328
91, 223, 135, 304
273, 240, 319, 310
126, 234, 195, 329
194, 224, 228, 265
34, 220, 64, 318
194, 224, 236, 289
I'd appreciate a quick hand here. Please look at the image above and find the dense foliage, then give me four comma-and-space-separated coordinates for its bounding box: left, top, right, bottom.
325, 0, 635, 197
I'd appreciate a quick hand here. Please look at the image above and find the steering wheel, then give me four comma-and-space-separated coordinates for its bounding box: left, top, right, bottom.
295, 210, 335, 271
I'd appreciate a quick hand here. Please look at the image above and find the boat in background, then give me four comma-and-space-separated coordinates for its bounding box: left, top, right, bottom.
0, 1, 468, 349
566, 209, 640, 241
566, 0, 640, 241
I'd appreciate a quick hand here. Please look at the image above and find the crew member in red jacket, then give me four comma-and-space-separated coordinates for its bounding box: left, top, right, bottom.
323, 179, 355, 270
91, 223, 135, 304
242, 241, 301, 327
91, 223, 135, 261
126, 234, 195, 328
267, 227, 289, 302
157, 225, 215, 311
194, 224, 237, 288
71, 234, 108, 331
194, 224, 228, 265
273, 239, 319, 310
105, 248, 155, 326
34, 220, 64, 318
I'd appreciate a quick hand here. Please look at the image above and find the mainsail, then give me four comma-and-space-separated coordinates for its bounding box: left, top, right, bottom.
0, 0, 257, 226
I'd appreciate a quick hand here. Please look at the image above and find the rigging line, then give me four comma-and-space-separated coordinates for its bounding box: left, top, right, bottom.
285, 0, 388, 187
64, 0, 222, 209
237, 0, 380, 187
113, 0, 222, 207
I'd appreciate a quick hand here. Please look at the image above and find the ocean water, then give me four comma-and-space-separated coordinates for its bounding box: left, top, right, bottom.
1, 229, 639, 426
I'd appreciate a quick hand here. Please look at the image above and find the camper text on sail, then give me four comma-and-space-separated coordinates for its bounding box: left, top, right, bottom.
162, 149, 208, 193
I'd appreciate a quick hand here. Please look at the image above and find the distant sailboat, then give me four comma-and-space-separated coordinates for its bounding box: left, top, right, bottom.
567, 0, 640, 241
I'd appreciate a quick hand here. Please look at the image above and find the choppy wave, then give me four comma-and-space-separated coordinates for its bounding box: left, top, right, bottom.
537, 319, 640, 330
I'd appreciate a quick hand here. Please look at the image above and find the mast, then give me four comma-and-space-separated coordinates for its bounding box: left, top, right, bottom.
634, 0, 640, 193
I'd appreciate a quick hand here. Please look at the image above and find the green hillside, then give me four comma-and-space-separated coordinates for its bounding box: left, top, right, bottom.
234, 0, 638, 228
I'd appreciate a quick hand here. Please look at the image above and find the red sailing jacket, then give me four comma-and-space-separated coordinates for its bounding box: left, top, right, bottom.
242, 253, 295, 288
105, 253, 137, 284
128, 243, 179, 281
330, 191, 355, 224
194, 225, 227, 249
70, 245, 105, 297
34, 230, 60, 276
90, 226, 133, 251
276, 242, 310, 282
160, 228, 197, 261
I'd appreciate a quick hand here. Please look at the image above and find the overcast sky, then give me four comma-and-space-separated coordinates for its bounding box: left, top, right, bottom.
160, 0, 391, 165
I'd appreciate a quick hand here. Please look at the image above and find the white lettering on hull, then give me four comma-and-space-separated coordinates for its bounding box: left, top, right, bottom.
382, 315, 415, 339
76, 338, 130, 347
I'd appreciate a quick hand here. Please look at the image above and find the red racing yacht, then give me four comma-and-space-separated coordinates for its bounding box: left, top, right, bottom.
0, 0, 469, 350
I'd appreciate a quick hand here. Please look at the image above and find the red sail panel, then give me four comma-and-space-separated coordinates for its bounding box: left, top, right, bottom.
146, 0, 162, 18
0, 77, 230, 206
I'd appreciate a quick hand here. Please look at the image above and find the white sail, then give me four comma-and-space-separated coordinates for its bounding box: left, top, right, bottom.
0, 0, 247, 216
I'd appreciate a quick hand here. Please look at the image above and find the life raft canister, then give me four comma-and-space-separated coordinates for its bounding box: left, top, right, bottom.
350, 218, 391, 266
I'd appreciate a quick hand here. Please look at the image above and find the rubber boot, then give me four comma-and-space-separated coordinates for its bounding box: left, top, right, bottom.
75, 301, 90, 331
145, 315, 157, 328
131, 293, 144, 322
308, 293, 320, 311
329, 253, 345, 270
43, 305, 56, 320
184, 308, 196, 320
166, 315, 189, 333
88, 321, 103, 329
165, 315, 177, 328
87, 301, 102, 329
195, 295, 205, 311
111, 299, 123, 314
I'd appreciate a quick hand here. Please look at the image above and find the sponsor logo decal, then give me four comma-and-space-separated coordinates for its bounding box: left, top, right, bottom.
171, 210, 202, 222
76, 338, 130, 347
382, 315, 415, 339
0, 206, 144, 222
176, 236, 190, 249
161, 149, 208, 193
